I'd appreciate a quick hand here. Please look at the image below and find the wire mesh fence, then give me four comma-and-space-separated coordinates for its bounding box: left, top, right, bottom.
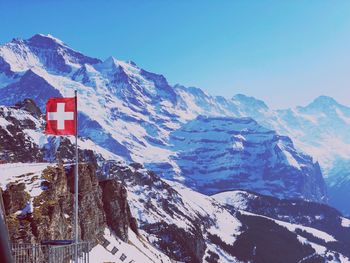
11, 242, 90, 263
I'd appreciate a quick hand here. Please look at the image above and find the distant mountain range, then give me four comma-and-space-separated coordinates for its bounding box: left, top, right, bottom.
0, 34, 350, 218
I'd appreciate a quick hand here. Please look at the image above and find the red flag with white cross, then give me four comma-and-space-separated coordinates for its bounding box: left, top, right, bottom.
45, 97, 77, 135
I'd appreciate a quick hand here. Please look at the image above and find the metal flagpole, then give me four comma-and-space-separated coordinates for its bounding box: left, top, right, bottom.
74, 90, 79, 262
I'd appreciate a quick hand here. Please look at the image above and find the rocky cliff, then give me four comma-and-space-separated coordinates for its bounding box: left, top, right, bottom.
2, 163, 137, 246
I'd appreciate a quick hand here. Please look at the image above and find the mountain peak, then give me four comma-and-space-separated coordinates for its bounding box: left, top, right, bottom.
97, 56, 122, 73
26, 34, 66, 48
103, 56, 119, 66
232, 94, 269, 109
306, 95, 339, 109
312, 95, 338, 105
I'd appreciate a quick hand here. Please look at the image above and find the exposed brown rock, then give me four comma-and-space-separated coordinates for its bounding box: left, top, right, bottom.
2, 163, 138, 247
70, 164, 106, 244
15, 98, 42, 117
3, 183, 30, 215
100, 179, 139, 242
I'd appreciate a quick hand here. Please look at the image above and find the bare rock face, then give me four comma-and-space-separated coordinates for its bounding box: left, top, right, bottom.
3, 183, 30, 215
69, 164, 106, 244
2, 183, 32, 242
2, 164, 138, 246
29, 164, 107, 244
0, 105, 43, 163
14, 98, 42, 117
99, 179, 138, 242
144, 222, 206, 263
31, 166, 73, 241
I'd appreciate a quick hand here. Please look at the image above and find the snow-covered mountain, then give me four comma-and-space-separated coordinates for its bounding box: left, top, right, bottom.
0, 102, 349, 262
150, 116, 326, 202
0, 34, 342, 206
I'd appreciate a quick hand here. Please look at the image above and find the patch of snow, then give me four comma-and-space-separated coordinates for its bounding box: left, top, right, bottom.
336, 108, 350, 125
15, 202, 32, 216
278, 142, 301, 170
212, 190, 252, 210
39, 34, 67, 46
0, 116, 11, 128
204, 243, 240, 263
0, 163, 50, 192
24, 129, 45, 146
89, 228, 171, 263
284, 151, 301, 170
232, 141, 244, 150
341, 217, 350, 228
241, 211, 337, 243
297, 236, 350, 262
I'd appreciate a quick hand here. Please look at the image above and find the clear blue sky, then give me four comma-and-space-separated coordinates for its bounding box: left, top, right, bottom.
1, 0, 350, 108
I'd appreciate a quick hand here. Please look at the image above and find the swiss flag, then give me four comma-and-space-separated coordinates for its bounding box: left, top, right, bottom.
45, 97, 77, 135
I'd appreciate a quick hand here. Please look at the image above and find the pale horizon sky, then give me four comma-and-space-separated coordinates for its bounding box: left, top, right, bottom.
1, 0, 350, 109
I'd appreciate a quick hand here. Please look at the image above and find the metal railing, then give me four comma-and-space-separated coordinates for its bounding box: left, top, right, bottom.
12, 242, 90, 263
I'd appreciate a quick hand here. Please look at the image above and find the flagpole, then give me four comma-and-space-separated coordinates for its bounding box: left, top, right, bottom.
74, 90, 79, 262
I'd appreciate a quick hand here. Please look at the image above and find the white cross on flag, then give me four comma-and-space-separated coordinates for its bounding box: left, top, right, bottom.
45, 97, 77, 135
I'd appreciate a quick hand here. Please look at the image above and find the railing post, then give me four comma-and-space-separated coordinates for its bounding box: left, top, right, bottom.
87, 242, 89, 263
48, 245, 51, 263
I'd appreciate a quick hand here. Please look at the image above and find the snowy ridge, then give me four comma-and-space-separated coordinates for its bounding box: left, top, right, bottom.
0, 163, 50, 192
